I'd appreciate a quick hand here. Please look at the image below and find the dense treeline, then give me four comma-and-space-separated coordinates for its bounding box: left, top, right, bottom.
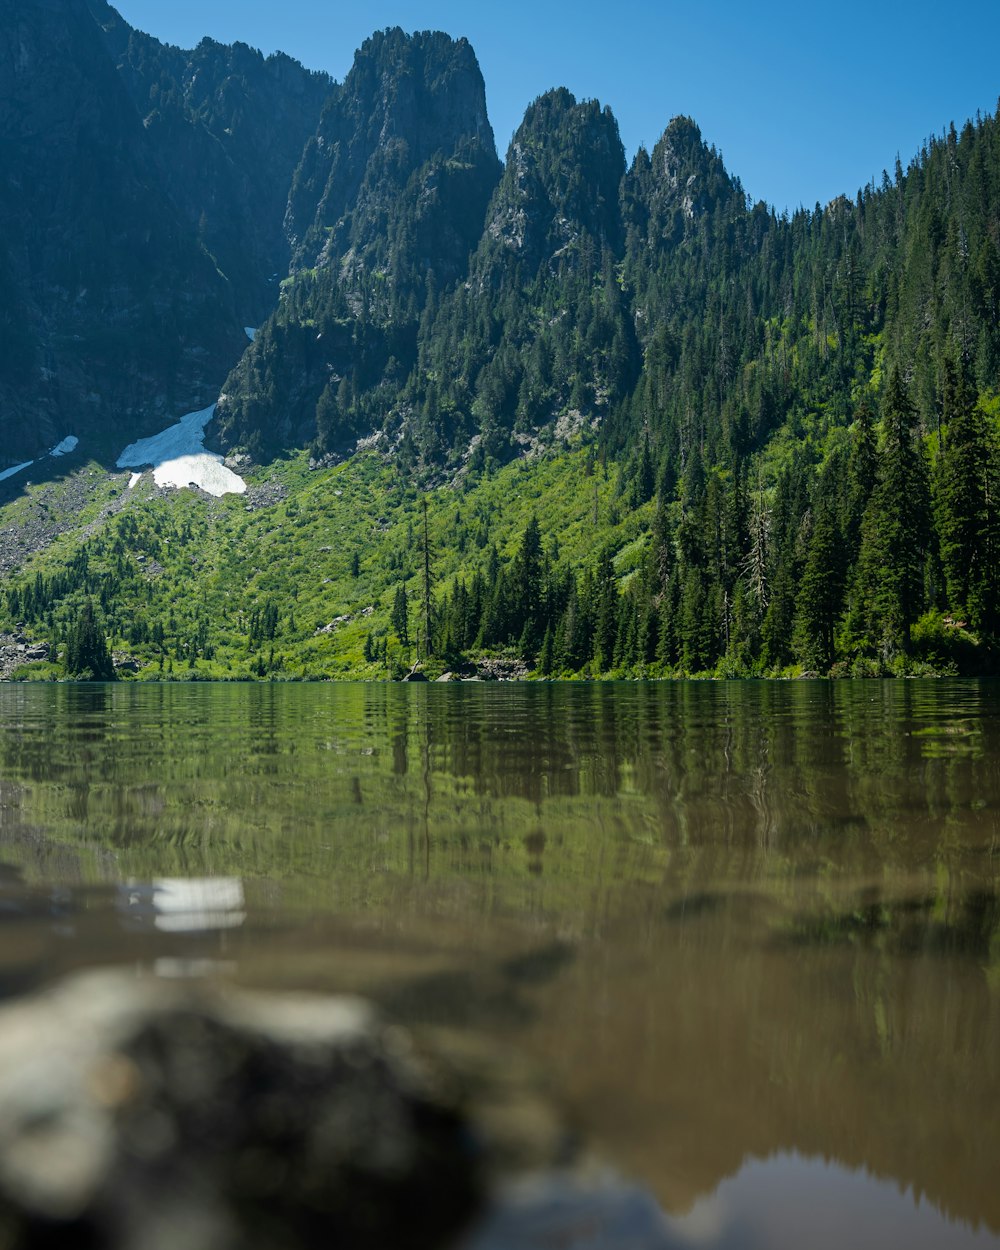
409, 350, 996, 676
347, 99, 1000, 676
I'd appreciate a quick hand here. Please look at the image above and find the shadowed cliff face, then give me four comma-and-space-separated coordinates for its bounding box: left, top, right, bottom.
0, 0, 253, 465
86, 0, 334, 321
0, 0, 334, 469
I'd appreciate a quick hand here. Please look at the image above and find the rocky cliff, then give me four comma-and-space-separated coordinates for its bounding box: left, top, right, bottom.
213, 28, 502, 457
0, 0, 251, 464
0, 0, 333, 470
86, 0, 333, 320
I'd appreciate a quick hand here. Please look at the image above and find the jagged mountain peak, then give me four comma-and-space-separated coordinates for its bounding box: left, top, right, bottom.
512, 87, 625, 175
517, 86, 616, 131
479, 88, 626, 276
649, 115, 738, 212
215, 28, 502, 457
621, 113, 745, 256
285, 27, 496, 270
340, 25, 492, 136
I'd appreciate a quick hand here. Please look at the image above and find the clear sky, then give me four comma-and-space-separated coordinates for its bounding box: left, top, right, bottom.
110, 0, 1000, 214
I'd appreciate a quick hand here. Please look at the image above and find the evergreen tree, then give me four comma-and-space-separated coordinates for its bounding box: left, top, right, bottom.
390, 585, 410, 647
420, 498, 434, 658
64, 600, 115, 681
846, 401, 878, 555
512, 516, 545, 654
793, 501, 843, 671
593, 552, 618, 671
857, 368, 932, 658
934, 356, 999, 632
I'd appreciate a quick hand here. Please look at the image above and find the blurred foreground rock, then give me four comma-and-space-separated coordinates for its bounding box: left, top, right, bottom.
0, 973, 487, 1250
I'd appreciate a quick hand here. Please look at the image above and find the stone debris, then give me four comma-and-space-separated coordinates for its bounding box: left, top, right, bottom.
0, 632, 50, 680
315, 614, 353, 635
474, 656, 530, 682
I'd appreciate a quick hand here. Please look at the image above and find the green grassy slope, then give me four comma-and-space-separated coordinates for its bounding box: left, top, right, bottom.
0, 431, 651, 681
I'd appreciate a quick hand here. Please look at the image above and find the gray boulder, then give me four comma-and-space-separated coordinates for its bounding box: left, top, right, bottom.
0, 973, 483, 1250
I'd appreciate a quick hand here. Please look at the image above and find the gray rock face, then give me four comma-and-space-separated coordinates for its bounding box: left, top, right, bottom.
0, 973, 484, 1250
622, 116, 741, 252
0, 0, 333, 468
86, 0, 334, 322
0, 634, 48, 680
477, 89, 626, 289
210, 28, 502, 458
285, 28, 499, 277
0, 0, 250, 465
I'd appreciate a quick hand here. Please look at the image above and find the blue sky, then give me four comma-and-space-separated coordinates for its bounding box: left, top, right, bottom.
111, 0, 1000, 214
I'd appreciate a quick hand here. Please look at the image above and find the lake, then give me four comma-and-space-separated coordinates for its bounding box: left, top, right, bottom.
1, 680, 998, 1248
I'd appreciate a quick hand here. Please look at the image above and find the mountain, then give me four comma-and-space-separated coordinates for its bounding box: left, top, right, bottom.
0, 0, 331, 466
0, 0, 229, 461
85, 0, 333, 319
285, 27, 497, 279
213, 28, 501, 457
2, 15, 1000, 684
398, 87, 639, 467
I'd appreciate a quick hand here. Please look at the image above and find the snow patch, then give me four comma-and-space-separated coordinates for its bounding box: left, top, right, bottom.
0, 460, 33, 484
0, 434, 79, 485
244, 326, 257, 341
128, 472, 143, 490
116, 404, 246, 498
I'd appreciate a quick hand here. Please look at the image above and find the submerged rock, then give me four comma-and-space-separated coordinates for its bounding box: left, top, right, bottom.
462, 1172, 674, 1250
0, 973, 485, 1250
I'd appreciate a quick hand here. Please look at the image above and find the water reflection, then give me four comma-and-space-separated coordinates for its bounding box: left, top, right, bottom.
663, 1152, 997, 1249
467, 1155, 996, 1250
0, 681, 999, 1247
118, 877, 247, 932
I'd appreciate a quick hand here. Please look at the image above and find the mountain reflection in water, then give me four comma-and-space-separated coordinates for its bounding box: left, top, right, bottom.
0, 679, 998, 1248
661, 1152, 995, 1250
468, 1153, 995, 1250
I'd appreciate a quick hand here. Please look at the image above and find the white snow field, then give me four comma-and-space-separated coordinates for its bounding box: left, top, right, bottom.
0, 434, 80, 484
0, 461, 34, 484
116, 404, 246, 497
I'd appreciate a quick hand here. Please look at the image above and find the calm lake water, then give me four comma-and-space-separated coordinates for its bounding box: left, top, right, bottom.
1, 680, 999, 1248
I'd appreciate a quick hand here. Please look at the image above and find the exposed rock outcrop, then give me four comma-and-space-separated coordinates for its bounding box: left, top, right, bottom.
86, 0, 333, 321
477, 88, 626, 286
0, 0, 334, 470
0, 633, 50, 680
215, 28, 501, 458
284, 28, 499, 279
